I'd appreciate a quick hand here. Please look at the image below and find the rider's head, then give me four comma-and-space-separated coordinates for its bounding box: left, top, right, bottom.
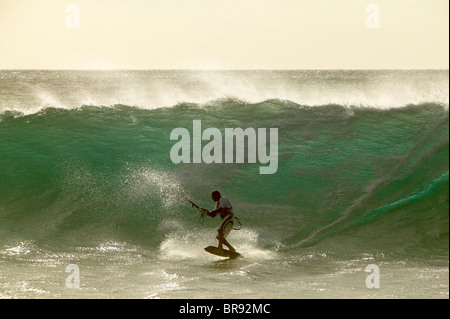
211, 190, 221, 202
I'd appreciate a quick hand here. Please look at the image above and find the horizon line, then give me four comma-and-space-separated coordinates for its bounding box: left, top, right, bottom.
0, 68, 449, 72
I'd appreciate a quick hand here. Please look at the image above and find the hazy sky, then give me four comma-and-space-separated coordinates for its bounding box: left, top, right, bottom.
0, 0, 448, 69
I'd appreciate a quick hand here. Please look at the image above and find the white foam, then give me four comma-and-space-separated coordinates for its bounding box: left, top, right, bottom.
1, 70, 447, 116
124, 165, 189, 211
158, 222, 276, 262
1, 241, 35, 256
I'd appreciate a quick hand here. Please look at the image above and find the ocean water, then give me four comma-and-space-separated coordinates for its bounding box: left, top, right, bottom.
0, 70, 448, 299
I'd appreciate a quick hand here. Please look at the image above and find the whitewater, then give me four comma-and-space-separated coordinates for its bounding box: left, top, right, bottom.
0, 70, 448, 298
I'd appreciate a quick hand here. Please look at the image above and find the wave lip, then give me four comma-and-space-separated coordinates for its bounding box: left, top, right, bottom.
0, 69, 448, 116
0, 100, 448, 121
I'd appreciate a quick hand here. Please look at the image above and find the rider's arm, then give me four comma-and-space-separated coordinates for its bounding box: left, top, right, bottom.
204, 207, 223, 217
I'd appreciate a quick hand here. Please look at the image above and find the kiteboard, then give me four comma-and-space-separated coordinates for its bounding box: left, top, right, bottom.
204, 246, 240, 259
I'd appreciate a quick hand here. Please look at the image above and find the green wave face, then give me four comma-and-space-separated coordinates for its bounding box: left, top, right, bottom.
0, 101, 448, 257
